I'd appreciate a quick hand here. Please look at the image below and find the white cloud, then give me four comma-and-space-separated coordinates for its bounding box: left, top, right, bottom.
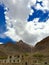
30, 9, 34, 15
36, 3, 43, 10
26, 18, 49, 34
0, 0, 49, 45
12, 0, 17, 4
5, 28, 21, 41
42, 0, 49, 10
0, 43, 3, 44
30, 0, 36, 5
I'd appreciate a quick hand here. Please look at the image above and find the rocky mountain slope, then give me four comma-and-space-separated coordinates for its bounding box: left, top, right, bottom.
34, 36, 49, 55
0, 40, 32, 55
0, 36, 49, 55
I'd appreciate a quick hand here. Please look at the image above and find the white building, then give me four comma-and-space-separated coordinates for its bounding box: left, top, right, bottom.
0, 55, 21, 63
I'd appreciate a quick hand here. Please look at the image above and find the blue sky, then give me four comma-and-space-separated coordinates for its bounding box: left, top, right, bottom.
0, 4, 15, 44
0, 36, 15, 44
28, 6, 49, 22
28, 0, 49, 22
0, 4, 7, 33
0, 0, 49, 45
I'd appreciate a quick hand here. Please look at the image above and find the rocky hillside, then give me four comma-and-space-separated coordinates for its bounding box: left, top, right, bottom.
34, 36, 49, 55
0, 36, 49, 55
0, 40, 32, 55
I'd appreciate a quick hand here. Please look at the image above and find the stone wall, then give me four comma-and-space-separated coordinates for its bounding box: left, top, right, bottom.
0, 55, 21, 64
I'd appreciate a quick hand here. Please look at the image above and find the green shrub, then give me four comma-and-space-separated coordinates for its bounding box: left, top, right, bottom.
0, 56, 7, 59
24, 53, 29, 56
33, 53, 44, 58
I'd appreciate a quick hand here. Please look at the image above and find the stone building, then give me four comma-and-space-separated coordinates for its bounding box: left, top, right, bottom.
0, 55, 21, 64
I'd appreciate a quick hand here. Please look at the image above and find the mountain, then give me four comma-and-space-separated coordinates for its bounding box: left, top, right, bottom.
16, 40, 31, 52
0, 40, 32, 55
34, 36, 49, 55
0, 36, 49, 55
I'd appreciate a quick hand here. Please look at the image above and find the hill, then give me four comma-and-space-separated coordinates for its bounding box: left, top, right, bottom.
0, 36, 49, 55
34, 36, 49, 55
0, 40, 32, 55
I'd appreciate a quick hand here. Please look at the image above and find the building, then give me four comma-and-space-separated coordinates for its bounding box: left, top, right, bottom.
0, 55, 21, 64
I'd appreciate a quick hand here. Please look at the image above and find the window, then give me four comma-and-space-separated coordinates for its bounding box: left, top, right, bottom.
13, 60, 15, 63
10, 60, 11, 63
17, 55, 20, 58
17, 60, 19, 62
10, 56, 12, 59
25, 62, 28, 65
33, 60, 37, 63
44, 62, 47, 64
5, 60, 6, 63
22, 55, 23, 58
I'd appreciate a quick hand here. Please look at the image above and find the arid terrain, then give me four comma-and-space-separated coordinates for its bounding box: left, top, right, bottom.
0, 37, 49, 65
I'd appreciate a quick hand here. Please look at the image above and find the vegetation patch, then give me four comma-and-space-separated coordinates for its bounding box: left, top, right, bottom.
0, 56, 7, 59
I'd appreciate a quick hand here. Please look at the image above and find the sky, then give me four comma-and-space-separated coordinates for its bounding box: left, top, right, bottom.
0, 0, 49, 45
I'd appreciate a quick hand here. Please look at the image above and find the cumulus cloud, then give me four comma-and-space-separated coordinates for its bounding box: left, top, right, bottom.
20, 31, 39, 45
0, 0, 30, 20
0, 0, 49, 45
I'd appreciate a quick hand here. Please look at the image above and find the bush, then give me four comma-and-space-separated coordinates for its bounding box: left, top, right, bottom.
24, 53, 29, 56
33, 53, 44, 58
0, 56, 7, 59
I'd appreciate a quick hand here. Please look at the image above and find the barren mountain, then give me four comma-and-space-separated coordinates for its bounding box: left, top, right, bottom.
0, 40, 32, 55
34, 36, 49, 55
0, 36, 49, 55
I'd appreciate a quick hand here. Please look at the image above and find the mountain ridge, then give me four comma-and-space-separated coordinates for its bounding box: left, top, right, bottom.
0, 40, 32, 55
0, 36, 49, 55
33, 36, 49, 55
